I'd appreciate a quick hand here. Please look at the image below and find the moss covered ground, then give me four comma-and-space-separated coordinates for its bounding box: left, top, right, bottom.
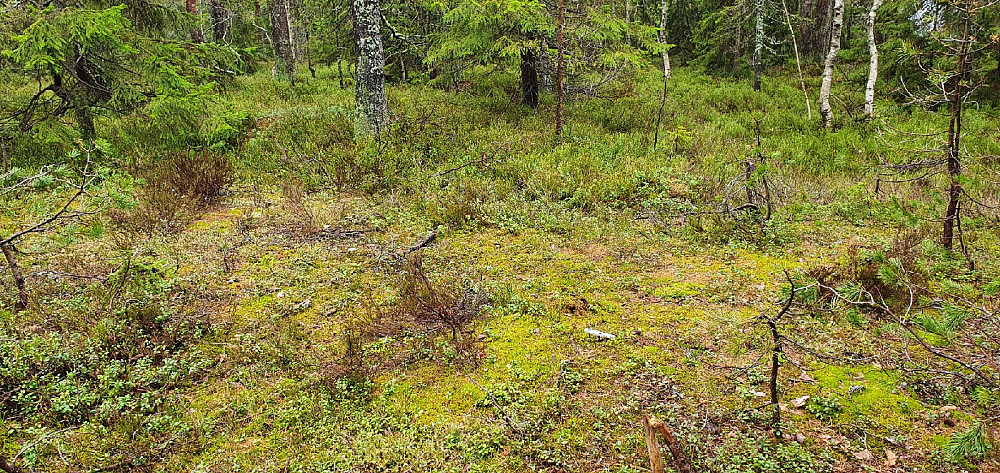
2, 65, 1000, 472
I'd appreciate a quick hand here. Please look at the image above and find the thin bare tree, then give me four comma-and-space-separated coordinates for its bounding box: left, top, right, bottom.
781, 0, 811, 119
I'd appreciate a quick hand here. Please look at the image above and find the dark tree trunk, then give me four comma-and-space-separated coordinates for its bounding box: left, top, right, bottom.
307, 29, 316, 78
210, 0, 229, 42
271, 0, 295, 81
800, 0, 832, 58
338, 59, 345, 89
2, 244, 28, 311
352, 0, 389, 137
992, 44, 1000, 92
520, 49, 539, 109
51, 70, 96, 142
187, 0, 204, 43
74, 105, 96, 142
943, 15, 970, 250
0, 453, 27, 473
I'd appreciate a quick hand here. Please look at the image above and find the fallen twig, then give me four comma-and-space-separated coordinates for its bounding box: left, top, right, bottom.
468, 377, 524, 438
400, 230, 437, 256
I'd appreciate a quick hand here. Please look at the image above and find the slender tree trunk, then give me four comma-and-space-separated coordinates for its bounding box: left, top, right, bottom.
864, 0, 882, 120
352, 0, 389, 137
993, 43, 1000, 91
753, 0, 764, 91
338, 59, 345, 89
782, 0, 811, 119
660, 0, 671, 79
187, 0, 205, 42
210, 0, 230, 42
555, 0, 565, 137
521, 48, 539, 109
819, 0, 844, 129
306, 29, 316, 78
2, 244, 27, 311
654, 0, 671, 150
943, 15, 970, 250
768, 319, 782, 435
271, 0, 295, 81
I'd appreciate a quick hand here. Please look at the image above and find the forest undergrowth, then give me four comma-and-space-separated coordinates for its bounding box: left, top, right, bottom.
2, 65, 1000, 472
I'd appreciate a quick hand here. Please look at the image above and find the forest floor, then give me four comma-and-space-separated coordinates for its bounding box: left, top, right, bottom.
2, 66, 1000, 472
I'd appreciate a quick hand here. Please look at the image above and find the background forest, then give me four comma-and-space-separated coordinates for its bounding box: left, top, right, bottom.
2, 0, 1000, 471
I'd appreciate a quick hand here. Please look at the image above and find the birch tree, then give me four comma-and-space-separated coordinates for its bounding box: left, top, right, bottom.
352, 0, 389, 137
660, 0, 671, 79
864, 0, 882, 120
819, 0, 844, 129
654, 0, 671, 150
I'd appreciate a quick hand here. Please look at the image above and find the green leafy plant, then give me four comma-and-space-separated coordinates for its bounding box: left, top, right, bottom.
805, 396, 843, 422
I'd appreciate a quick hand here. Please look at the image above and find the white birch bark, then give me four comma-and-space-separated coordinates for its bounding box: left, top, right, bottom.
864, 0, 883, 119
660, 0, 671, 78
819, 0, 844, 129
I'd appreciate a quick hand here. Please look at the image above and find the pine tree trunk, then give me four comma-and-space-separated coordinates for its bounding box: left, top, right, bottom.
53, 66, 97, 141
864, 0, 882, 119
188, 0, 205, 43
210, 0, 229, 43
819, 0, 844, 129
800, 0, 831, 58
352, 0, 389, 137
798, 0, 815, 54
271, 0, 295, 81
943, 14, 970, 250
521, 49, 539, 109
753, 0, 764, 91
